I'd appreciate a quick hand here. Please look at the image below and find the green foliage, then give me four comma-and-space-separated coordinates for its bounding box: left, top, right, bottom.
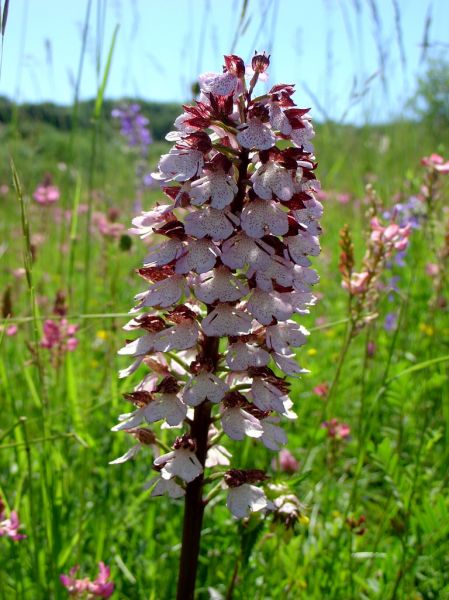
0, 103, 448, 599
410, 57, 449, 136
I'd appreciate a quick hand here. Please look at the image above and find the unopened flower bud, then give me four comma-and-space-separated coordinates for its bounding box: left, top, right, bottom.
224, 468, 267, 487
173, 434, 196, 452
252, 51, 270, 74
276, 449, 299, 473
130, 428, 157, 445
123, 391, 153, 407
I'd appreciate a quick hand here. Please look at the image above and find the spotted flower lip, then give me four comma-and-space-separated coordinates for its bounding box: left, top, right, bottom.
224, 469, 268, 518
183, 371, 229, 406
154, 447, 203, 483
189, 169, 238, 209
154, 148, 205, 182
202, 303, 253, 337
113, 52, 322, 518
191, 267, 249, 304
251, 162, 295, 201
236, 118, 276, 150
226, 483, 267, 518
241, 199, 289, 239
146, 474, 186, 498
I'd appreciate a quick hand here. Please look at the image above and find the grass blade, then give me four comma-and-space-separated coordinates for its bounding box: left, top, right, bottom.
1, 0, 9, 36
94, 24, 119, 119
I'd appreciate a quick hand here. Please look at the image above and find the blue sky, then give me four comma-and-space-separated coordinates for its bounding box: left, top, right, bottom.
1, 0, 448, 123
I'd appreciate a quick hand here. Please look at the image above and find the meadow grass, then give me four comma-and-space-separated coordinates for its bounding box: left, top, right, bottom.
0, 115, 448, 600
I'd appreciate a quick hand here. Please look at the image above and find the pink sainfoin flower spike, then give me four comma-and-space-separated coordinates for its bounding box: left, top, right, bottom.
0, 496, 27, 541
4, 324, 18, 337
370, 217, 411, 254
339, 189, 412, 332
273, 448, 299, 473
93, 208, 125, 239
113, 51, 322, 521
313, 382, 329, 398
33, 173, 60, 206
420, 153, 449, 226
40, 291, 79, 361
41, 319, 79, 353
60, 562, 114, 598
421, 153, 449, 174
322, 418, 351, 440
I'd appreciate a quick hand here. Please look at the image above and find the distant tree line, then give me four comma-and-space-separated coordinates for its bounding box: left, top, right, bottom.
0, 97, 182, 141
0, 58, 447, 142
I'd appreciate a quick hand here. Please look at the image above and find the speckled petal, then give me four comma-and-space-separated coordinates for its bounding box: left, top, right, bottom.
144, 239, 184, 267
192, 267, 249, 304
202, 304, 252, 337
241, 200, 289, 238
251, 163, 294, 201
184, 207, 236, 241
175, 239, 220, 274
227, 484, 267, 518
236, 119, 276, 150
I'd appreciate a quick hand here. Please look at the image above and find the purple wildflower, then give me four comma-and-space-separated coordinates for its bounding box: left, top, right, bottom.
112, 103, 152, 153
384, 312, 398, 332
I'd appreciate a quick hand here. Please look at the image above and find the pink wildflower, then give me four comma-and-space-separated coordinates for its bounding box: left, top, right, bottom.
41, 319, 79, 353
370, 217, 411, 254
6, 324, 18, 336
0, 497, 27, 541
274, 448, 299, 473
367, 340, 376, 357
313, 383, 329, 398
336, 193, 350, 204
425, 262, 439, 276
322, 418, 351, 440
342, 271, 370, 295
33, 174, 60, 206
93, 209, 125, 239
12, 267, 26, 279
421, 153, 449, 174
60, 562, 114, 598
339, 200, 415, 332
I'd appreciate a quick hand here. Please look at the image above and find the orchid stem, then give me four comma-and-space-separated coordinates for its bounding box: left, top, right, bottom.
176, 334, 218, 600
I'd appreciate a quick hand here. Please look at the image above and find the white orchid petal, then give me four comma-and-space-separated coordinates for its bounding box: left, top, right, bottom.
221, 407, 263, 441
227, 484, 267, 518
109, 444, 141, 464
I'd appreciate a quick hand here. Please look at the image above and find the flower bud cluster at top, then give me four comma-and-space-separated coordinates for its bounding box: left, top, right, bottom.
112, 52, 323, 518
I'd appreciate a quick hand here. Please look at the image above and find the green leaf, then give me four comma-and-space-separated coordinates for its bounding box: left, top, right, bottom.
94, 25, 119, 120
387, 354, 449, 382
